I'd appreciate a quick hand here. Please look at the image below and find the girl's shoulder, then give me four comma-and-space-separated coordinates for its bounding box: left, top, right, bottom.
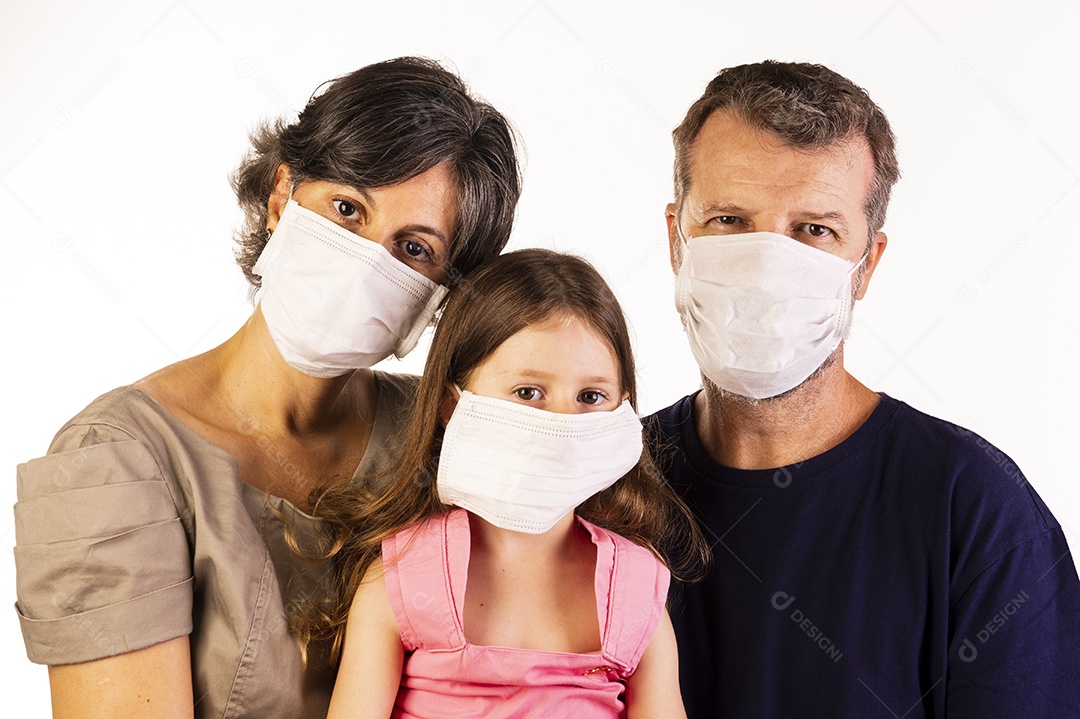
575, 516, 670, 578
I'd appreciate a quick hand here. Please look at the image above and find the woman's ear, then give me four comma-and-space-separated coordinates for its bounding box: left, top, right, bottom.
266, 164, 293, 232
438, 384, 460, 427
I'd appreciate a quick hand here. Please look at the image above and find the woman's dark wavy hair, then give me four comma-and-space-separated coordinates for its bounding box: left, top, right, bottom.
291, 249, 711, 663
231, 56, 521, 289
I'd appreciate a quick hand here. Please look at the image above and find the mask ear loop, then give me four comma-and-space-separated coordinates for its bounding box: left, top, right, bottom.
672, 214, 693, 270
848, 248, 872, 296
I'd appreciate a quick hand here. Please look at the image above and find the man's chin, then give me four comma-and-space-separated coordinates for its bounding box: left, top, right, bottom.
700, 346, 842, 406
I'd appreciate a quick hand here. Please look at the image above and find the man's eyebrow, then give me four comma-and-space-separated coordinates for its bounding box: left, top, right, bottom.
697, 202, 747, 216
800, 211, 850, 234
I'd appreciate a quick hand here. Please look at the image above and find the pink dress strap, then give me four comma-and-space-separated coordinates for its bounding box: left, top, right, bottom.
382, 511, 470, 651
581, 518, 671, 672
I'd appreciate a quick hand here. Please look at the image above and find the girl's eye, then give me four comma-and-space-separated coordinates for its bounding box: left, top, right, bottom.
579, 390, 606, 406
401, 239, 430, 261
333, 199, 360, 220
514, 387, 541, 401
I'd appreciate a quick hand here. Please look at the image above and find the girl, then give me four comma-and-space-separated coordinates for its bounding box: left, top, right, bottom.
300, 249, 709, 718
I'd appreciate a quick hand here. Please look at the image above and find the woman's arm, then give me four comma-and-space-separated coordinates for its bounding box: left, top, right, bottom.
327, 558, 405, 719
48, 636, 194, 719
624, 608, 687, 719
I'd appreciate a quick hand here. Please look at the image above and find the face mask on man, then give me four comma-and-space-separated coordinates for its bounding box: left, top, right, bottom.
253, 199, 448, 378
674, 228, 867, 400
436, 389, 644, 534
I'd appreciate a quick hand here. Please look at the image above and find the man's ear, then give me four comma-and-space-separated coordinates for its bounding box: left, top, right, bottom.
438, 385, 460, 427
266, 164, 293, 233
665, 202, 682, 273
855, 231, 888, 300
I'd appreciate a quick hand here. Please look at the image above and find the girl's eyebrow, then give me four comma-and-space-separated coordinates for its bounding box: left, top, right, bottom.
498, 368, 555, 379
498, 368, 618, 385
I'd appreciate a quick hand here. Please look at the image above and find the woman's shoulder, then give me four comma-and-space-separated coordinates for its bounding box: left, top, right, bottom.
371, 369, 420, 403
18, 384, 223, 509
43, 385, 202, 455
361, 371, 421, 478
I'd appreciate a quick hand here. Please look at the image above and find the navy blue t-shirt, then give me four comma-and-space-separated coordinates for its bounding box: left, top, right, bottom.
648, 393, 1080, 718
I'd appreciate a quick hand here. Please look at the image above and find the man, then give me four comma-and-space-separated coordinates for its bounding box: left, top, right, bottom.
650, 61, 1080, 717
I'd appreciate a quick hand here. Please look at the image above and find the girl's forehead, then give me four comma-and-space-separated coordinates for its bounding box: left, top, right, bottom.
478, 316, 619, 377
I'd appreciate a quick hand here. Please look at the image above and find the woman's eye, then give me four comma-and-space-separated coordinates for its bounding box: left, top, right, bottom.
514, 387, 541, 401
579, 391, 606, 406
333, 199, 359, 219
401, 239, 430, 261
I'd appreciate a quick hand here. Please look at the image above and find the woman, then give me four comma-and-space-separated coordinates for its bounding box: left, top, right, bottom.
14, 56, 521, 718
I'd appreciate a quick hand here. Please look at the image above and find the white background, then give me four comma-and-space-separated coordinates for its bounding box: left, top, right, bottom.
2, 0, 1077, 713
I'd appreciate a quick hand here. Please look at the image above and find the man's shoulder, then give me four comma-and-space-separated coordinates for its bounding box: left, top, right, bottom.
883, 395, 1031, 491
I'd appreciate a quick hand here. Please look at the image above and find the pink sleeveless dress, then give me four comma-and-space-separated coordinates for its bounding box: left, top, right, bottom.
381, 509, 670, 718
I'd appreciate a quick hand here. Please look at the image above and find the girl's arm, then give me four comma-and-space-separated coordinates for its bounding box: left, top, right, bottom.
327, 557, 405, 719
624, 608, 687, 719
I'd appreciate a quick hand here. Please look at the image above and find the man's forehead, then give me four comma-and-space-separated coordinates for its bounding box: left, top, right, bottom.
685, 110, 875, 212
692, 109, 871, 167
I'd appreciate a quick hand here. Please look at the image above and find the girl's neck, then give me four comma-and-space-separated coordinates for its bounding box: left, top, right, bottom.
462, 509, 601, 653
467, 511, 587, 560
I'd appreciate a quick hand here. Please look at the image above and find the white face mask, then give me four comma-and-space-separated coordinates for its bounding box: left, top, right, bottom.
674, 231, 866, 400
253, 199, 448, 378
437, 390, 644, 534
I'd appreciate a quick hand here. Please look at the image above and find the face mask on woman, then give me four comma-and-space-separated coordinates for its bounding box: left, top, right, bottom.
253, 199, 448, 378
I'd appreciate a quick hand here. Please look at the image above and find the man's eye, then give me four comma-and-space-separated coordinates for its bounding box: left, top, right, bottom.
515, 388, 541, 401
715, 216, 740, 225
579, 391, 605, 405
801, 223, 833, 238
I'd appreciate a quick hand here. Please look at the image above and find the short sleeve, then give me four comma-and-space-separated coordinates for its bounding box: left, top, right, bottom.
946, 527, 1080, 717
14, 423, 193, 665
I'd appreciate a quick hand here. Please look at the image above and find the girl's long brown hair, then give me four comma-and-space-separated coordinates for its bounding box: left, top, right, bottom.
292, 248, 710, 663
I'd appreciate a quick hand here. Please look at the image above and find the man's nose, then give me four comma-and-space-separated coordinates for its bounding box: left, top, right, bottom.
756, 216, 788, 236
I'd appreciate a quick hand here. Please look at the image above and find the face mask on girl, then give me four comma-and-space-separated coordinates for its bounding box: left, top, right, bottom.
674, 228, 867, 400
253, 199, 448, 378
436, 388, 644, 534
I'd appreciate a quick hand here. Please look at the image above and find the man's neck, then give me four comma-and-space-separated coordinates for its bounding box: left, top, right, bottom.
692, 353, 880, 470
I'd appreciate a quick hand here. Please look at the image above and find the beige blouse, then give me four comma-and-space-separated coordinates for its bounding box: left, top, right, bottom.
14, 371, 417, 718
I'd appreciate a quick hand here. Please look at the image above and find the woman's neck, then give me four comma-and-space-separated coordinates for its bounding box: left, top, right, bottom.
211, 307, 370, 435
137, 306, 375, 440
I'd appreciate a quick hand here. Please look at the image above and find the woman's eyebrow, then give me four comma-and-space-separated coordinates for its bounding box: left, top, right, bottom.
401, 223, 449, 247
